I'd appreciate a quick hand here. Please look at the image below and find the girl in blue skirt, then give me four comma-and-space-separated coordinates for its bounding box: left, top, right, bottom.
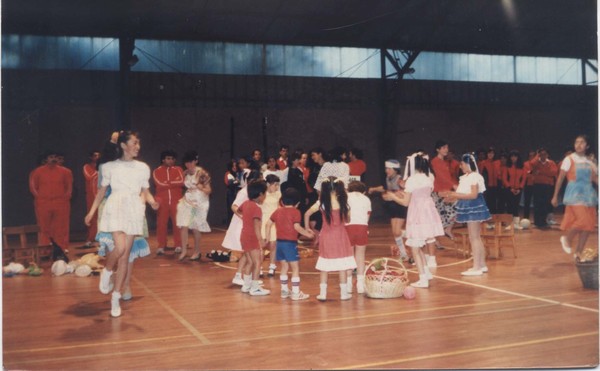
441, 153, 491, 276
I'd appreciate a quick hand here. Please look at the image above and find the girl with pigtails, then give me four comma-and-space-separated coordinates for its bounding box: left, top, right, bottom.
384, 152, 444, 288
440, 153, 491, 276
304, 176, 357, 301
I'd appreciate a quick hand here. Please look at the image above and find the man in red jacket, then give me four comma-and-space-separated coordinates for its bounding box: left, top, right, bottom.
153, 150, 184, 254
29, 150, 73, 251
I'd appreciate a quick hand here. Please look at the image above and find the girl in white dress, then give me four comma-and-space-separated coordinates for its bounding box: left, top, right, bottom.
176, 151, 212, 261
85, 131, 159, 318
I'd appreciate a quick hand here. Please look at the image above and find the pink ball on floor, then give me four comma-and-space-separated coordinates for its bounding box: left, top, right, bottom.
403, 286, 416, 300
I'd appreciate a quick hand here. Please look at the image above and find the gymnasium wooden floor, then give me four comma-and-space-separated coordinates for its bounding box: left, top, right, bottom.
3, 220, 598, 370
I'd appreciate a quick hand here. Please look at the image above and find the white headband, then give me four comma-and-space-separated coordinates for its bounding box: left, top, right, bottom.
385, 160, 400, 169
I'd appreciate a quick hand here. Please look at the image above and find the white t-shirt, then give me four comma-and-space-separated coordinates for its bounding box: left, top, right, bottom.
404, 173, 435, 193
101, 159, 150, 193
560, 153, 597, 173
456, 172, 486, 194
346, 192, 371, 226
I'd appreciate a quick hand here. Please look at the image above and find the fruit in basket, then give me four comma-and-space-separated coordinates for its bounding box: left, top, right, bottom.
403, 286, 416, 299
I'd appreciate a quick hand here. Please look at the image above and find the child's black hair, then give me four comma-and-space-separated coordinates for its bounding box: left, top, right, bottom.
247, 179, 267, 200
281, 188, 300, 206
461, 153, 478, 172
414, 155, 431, 176
265, 174, 280, 185
320, 176, 349, 225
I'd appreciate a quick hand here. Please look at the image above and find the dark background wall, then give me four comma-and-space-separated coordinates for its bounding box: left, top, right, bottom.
2, 69, 596, 238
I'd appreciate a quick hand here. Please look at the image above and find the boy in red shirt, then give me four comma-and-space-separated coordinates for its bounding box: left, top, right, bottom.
238, 180, 270, 296
266, 188, 315, 300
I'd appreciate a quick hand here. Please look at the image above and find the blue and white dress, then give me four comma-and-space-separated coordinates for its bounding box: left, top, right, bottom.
455, 172, 491, 223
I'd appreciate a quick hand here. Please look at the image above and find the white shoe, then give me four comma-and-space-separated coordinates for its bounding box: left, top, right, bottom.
425, 270, 434, 280
99, 268, 113, 294
340, 293, 352, 301
560, 236, 572, 254
122, 290, 132, 301
174, 247, 182, 254
316, 294, 327, 302
156, 247, 165, 256
110, 292, 121, 317
249, 286, 271, 296
410, 280, 429, 288
241, 284, 251, 293
281, 289, 290, 299
461, 269, 483, 276
356, 282, 365, 294
232, 274, 244, 286
481, 266, 488, 273
291, 291, 310, 301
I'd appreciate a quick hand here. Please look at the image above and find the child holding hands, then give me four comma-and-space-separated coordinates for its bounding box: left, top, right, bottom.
238, 180, 270, 296
266, 188, 315, 300
305, 177, 357, 301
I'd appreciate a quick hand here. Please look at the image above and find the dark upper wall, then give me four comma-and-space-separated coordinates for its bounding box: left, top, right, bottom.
2, 69, 597, 236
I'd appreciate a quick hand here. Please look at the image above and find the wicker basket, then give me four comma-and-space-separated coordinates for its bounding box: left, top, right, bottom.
364, 258, 409, 299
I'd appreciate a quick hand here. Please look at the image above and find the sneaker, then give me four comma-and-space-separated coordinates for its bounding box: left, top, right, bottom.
340, 293, 352, 301
291, 291, 310, 301
481, 266, 489, 273
122, 290, 132, 301
425, 270, 434, 280
110, 292, 121, 317
232, 274, 244, 286
461, 269, 483, 276
486, 223, 495, 230
316, 294, 327, 302
410, 280, 429, 288
174, 246, 182, 254
99, 268, 113, 294
281, 289, 290, 299
241, 284, 251, 293
156, 247, 165, 256
249, 286, 271, 296
268, 264, 276, 277
560, 236, 572, 254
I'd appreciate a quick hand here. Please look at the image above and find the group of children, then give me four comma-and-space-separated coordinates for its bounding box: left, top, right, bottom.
223, 146, 497, 300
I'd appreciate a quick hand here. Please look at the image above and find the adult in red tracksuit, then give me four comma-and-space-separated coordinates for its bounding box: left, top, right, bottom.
480, 148, 501, 214
29, 151, 73, 251
83, 150, 100, 245
153, 150, 184, 254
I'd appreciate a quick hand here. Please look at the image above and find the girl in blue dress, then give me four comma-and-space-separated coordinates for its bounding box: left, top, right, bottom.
441, 153, 491, 276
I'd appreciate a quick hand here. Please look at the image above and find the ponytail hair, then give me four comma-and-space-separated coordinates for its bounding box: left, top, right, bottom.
319, 176, 349, 225
461, 153, 479, 173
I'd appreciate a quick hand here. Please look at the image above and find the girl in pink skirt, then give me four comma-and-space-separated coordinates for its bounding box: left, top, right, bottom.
384, 153, 444, 288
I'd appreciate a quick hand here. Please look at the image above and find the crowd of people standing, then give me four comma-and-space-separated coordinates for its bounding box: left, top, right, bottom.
27, 133, 596, 310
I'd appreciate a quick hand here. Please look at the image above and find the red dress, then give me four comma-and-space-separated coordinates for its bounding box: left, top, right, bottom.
315, 209, 357, 272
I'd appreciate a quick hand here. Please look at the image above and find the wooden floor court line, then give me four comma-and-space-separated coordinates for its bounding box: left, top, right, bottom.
134, 277, 212, 345
336, 331, 599, 370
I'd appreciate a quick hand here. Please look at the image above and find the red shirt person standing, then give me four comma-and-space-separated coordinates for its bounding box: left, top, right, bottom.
29, 150, 73, 251
153, 150, 184, 254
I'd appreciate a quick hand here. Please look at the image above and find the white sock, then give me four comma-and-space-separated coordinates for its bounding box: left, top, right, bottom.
251, 280, 261, 290
346, 277, 353, 293
319, 283, 327, 297
291, 276, 300, 294
340, 283, 348, 297
243, 274, 252, 287
395, 237, 407, 256
280, 274, 289, 292
356, 276, 365, 293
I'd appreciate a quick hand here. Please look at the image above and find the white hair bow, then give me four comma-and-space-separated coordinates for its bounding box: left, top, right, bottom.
403, 152, 429, 180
